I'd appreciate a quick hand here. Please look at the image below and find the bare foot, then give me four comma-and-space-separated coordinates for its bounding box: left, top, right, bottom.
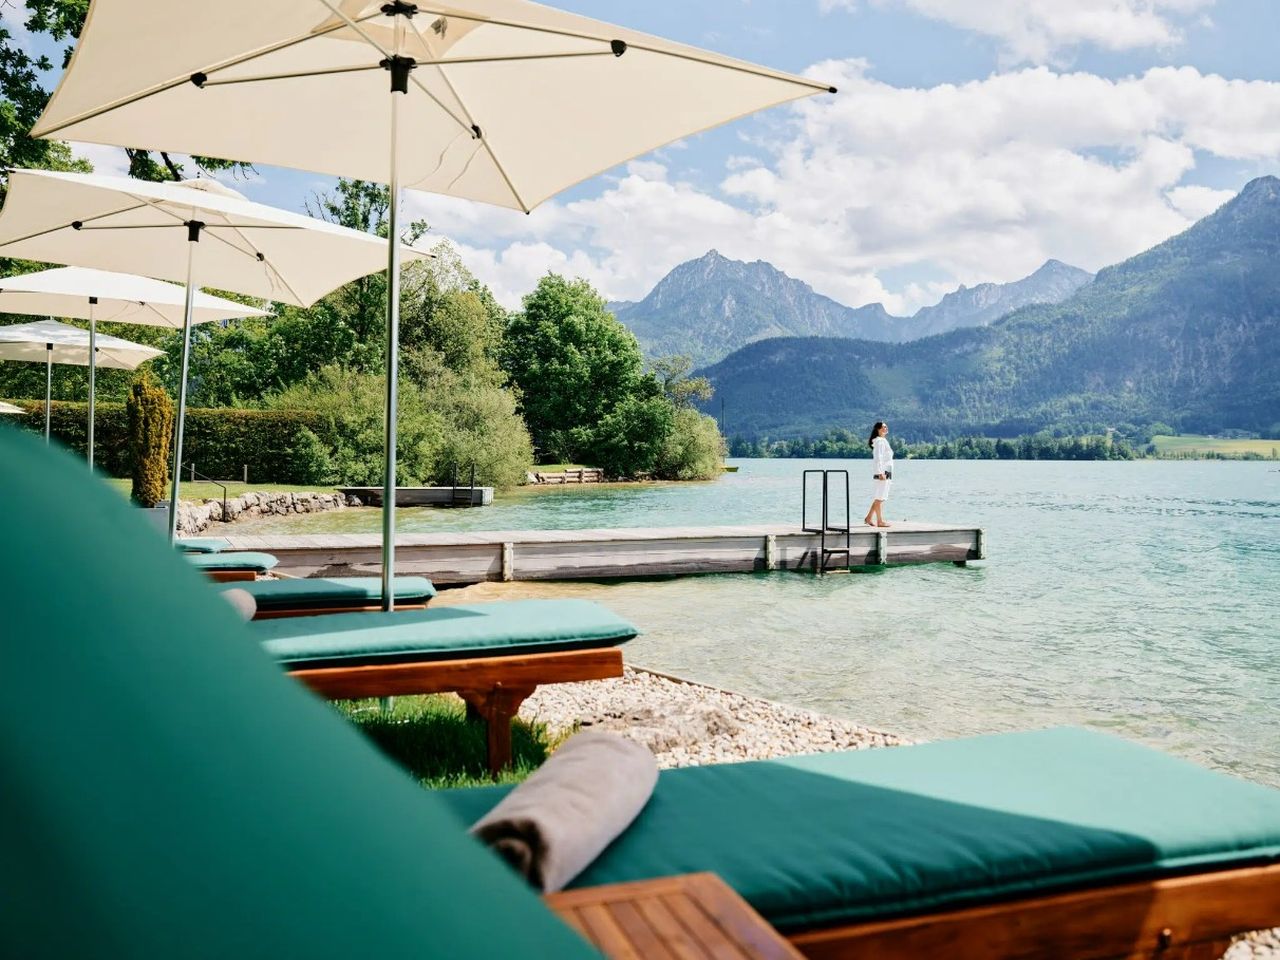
863, 516, 875, 527
877, 521, 892, 527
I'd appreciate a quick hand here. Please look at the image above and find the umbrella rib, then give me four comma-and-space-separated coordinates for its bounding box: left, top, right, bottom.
201, 63, 384, 87
0, 200, 153, 249
204, 226, 308, 307
404, 16, 528, 212
34, 12, 383, 138
409, 5, 834, 91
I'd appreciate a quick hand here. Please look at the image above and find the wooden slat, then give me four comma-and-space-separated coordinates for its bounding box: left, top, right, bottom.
547, 874, 803, 960
788, 863, 1280, 960
288, 648, 623, 700
251, 602, 428, 620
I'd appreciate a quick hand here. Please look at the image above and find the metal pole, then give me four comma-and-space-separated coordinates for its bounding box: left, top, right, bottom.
87, 297, 97, 469
167, 235, 198, 543
381, 83, 402, 612
44, 344, 52, 442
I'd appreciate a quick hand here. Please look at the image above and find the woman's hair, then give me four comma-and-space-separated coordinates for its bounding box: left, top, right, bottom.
868, 421, 886, 448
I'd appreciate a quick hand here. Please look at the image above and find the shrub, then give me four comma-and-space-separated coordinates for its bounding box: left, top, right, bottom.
583, 394, 675, 479
654, 407, 724, 480
126, 374, 174, 506
285, 426, 337, 485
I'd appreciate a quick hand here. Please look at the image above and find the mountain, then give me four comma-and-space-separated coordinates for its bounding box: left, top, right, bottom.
908, 259, 1093, 338
609, 250, 899, 366
611, 250, 1092, 365
702, 177, 1280, 439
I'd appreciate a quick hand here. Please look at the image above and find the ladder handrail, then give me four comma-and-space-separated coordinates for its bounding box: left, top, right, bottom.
802, 468, 852, 572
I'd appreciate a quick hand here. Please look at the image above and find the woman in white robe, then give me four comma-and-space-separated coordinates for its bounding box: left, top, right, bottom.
863, 421, 893, 528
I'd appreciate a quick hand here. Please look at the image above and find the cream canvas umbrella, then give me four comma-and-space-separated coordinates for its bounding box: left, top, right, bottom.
0, 266, 267, 469
0, 169, 429, 540
0, 401, 24, 415
0, 319, 161, 440
31, 0, 835, 607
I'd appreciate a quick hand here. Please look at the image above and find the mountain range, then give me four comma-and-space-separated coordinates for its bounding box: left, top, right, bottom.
696, 177, 1280, 439
609, 251, 1093, 365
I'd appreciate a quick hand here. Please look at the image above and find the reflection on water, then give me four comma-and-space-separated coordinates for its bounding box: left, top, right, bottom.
241, 459, 1280, 786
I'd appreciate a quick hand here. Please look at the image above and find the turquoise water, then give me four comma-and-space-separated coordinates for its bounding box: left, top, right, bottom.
238, 459, 1280, 786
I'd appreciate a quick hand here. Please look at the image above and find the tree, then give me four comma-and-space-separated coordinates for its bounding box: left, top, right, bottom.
126, 371, 173, 506
503, 274, 647, 462
651, 354, 713, 409
581, 394, 675, 478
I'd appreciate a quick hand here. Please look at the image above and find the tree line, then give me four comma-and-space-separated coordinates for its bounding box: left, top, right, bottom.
728, 429, 1138, 461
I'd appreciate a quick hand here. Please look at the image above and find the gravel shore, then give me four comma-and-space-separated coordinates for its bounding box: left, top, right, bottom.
518, 665, 910, 768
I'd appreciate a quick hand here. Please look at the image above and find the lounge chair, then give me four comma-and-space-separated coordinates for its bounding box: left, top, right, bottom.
219, 575, 437, 618
176, 536, 227, 553
6, 430, 1279, 960
2, 428, 595, 959
187, 549, 277, 581
249, 598, 636, 773
445, 727, 1280, 958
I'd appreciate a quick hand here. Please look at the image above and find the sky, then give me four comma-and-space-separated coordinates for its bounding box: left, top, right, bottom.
9, 0, 1280, 314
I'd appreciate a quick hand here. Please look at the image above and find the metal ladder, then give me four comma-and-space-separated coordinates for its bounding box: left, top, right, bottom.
802, 469, 851, 572
449, 462, 477, 508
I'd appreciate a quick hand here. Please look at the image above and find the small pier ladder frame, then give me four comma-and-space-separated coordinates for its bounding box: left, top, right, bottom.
802, 469, 852, 572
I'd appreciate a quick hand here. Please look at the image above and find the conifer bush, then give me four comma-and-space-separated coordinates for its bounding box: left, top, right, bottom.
127, 373, 174, 506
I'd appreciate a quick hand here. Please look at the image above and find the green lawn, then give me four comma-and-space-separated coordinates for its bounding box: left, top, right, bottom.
1151, 435, 1280, 459
338, 694, 559, 788
102, 478, 342, 500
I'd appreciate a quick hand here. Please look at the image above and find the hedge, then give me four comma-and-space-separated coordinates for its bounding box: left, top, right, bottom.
5, 400, 327, 484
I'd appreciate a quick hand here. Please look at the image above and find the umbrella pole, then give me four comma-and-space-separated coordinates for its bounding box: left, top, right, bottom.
44, 343, 52, 443
88, 297, 97, 469
381, 78, 404, 612
167, 231, 199, 543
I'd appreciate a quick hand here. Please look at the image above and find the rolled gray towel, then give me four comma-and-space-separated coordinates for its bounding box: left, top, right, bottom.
219, 587, 257, 622
470, 731, 658, 893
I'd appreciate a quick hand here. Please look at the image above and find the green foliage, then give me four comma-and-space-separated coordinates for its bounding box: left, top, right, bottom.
651, 354, 713, 409
655, 407, 725, 480
732, 430, 1135, 461
126, 373, 173, 505
336, 695, 552, 788
12, 400, 130, 472
580, 394, 675, 478
285, 427, 337, 486
266, 366, 444, 486
504, 274, 647, 462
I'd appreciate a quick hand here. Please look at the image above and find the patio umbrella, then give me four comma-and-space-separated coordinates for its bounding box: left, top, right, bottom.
30, 0, 836, 607
0, 401, 24, 414
0, 318, 161, 440
0, 266, 267, 469
0, 169, 429, 541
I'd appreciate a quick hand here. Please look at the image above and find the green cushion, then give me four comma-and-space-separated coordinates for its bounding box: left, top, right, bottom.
221, 576, 437, 610
251, 599, 638, 668
187, 550, 277, 572
0, 427, 597, 959
177, 537, 227, 554
442, 727, 1280, 932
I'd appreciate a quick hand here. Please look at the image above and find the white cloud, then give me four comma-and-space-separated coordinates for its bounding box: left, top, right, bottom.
69, 143, 131, 178
405, 62, 1280, 317
821, 0, 1214, 64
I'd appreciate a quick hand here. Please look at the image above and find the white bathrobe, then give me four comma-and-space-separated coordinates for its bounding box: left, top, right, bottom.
872, 436, 893, 501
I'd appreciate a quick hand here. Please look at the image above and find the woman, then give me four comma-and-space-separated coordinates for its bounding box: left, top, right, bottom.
863, 421, 893, 528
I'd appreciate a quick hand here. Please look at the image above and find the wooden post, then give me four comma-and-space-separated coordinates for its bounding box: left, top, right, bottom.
501, 541, 514, 581
459, 684, 536, 776
975, 528, 986, 560
876, 531, 888, 566
765, 534, 777, 571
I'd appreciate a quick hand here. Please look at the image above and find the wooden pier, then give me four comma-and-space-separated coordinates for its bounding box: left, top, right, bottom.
214, 522, 984, 585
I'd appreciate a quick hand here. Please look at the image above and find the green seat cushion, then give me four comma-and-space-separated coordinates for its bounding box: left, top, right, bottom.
251, 599, 637, 668
222, 576, 437, 611
177, 537, 227, 554
442, 727, 1280, 932
187, 550, 277, 572
0, 427, 597, 959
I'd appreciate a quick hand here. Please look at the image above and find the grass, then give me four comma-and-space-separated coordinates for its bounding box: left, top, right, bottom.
102, 478, 341, 500
1151, 435, 1280, 459
336, 694, 561, 789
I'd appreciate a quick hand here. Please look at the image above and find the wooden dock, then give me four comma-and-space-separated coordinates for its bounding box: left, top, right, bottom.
215, 522, 984, 585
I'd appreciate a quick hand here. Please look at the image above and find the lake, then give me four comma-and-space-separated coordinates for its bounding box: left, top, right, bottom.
235, 458, 1280, 786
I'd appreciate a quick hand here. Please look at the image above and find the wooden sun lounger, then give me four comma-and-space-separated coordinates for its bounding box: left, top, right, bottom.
788, 862, 1280, 960
547, 864, 1280, 960
288, 647, 624, 775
